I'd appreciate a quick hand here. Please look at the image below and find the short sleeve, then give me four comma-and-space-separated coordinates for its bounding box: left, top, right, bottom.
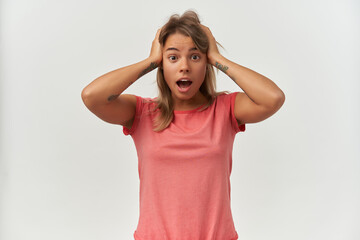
123, 95, 143, 136
229, 92, 246, 133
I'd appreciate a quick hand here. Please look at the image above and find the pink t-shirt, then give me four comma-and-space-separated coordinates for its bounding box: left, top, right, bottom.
123, 92, 245, 240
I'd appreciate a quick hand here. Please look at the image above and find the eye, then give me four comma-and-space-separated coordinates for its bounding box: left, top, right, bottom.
168, 55, 177, 61
191, 54, 200, 61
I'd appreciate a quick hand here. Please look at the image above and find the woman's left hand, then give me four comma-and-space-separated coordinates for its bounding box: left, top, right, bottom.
200, 24, 222, 65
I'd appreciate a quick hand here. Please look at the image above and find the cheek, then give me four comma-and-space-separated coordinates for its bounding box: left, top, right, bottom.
162, 64, 175, 86
194, 63, 207, 79
163, 63, 177, 78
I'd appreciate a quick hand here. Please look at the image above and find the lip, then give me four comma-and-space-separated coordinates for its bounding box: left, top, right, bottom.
177, 77, 191, 82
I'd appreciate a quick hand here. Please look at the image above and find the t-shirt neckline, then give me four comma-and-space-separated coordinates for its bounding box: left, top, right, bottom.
173, 103, 207, 114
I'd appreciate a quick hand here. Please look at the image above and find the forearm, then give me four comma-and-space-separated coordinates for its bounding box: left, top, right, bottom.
211, 54, 285, 108
81, 57, 159, 105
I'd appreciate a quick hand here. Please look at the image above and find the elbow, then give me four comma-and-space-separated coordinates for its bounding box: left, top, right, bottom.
273, 90, 285, 110
81, 87, 94, 107
81, 87, 90, 100
277, 89, 285, 104
81, 87, 89, 102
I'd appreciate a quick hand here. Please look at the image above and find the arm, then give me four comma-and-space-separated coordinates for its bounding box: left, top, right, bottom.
81, 29, 162, 126
82, 28, 162, 106
201, 25, 285, 125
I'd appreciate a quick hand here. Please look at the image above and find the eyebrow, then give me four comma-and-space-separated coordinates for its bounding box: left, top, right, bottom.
165, 47, 198, 52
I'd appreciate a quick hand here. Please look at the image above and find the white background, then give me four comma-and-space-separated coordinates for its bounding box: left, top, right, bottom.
1, 0, 359, 239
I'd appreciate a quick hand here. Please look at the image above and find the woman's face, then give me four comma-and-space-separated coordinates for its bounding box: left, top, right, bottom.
162, 32, 207, 104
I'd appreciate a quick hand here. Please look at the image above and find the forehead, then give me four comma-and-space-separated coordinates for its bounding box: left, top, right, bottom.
164, 32, 196, 49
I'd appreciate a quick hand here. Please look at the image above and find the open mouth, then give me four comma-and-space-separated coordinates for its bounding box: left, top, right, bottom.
176, 79, 193, 88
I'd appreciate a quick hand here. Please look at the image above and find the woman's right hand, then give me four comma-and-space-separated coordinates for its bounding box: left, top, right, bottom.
149, 28, 163, 64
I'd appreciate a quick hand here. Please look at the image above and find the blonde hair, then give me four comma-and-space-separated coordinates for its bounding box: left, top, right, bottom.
147, 10, 227, 132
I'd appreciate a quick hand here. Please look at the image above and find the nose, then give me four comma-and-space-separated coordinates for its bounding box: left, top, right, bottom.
179, 58, 190, 73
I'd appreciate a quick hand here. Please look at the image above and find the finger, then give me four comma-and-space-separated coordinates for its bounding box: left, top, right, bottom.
200, 24, 213, 38
154, 28, 161, 39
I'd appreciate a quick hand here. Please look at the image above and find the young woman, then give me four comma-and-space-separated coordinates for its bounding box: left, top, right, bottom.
81, 10, 285, 240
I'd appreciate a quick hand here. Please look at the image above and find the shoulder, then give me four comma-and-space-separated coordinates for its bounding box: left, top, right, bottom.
131, 95, 157, 107
211, 91, 239, 113
214, 91, 246, 132
214, 91, 238, 103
